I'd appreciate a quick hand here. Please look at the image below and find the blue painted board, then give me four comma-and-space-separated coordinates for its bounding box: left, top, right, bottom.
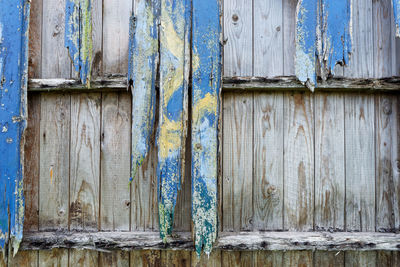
157, 0, 190, 241
394, 0, 400, 37
65, 0, 92, 85
129, 0, 160, 184
191, 0, 221, 256
0, 0, 30, 257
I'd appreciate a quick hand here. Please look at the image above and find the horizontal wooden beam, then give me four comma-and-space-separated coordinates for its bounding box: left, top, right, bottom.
28, 77, 400, 92
20, 231, 400, 251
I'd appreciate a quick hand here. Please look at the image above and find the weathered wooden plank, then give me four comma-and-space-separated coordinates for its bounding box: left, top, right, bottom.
39, 94, 70, 230
314, 93, 345, 231
191, 0, 221, 255
99, 251, 129, 267
28, 0, 42, 78
161, 250, 191, 267
222, 93, 253, 232
65, 0, 93, 85
20, 231, 400, 251
314, 251, 344, 267
103, 0, 132, 74
345, 94, 375, 231
345, 251, 376, 267
393, 0, 400, 37
9, 251, 38, 267
24, 94, 40, 232
345, 0, 373, 78
42, 0, 71, 78
253, 0, 283, 77
70, 250, 98, 267
373, 0, 394, 78
295, 0, 317, 88
283, 0, 297, 76
223, 0, 253, 76
191, 250, 221, 267
283, 251, 313, 267
221, 251, 252, 267
0, 0, 30, 256
284, 92, 314, 231
254, 251, 283, 267
70, 94, 101, 230
375, 94, 400, 232
128, 0, 159, 189
253, 93, 284, 230
100, 93, 131, 231
38, 249, 68, 267
157, 0, 190, 241
131, 250, 161, 267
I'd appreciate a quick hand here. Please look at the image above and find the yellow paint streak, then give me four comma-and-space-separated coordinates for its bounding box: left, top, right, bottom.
158, 115, 182, 159
193, 93, 217, 119
50, 167, 53, 184
160, 1, 184, 59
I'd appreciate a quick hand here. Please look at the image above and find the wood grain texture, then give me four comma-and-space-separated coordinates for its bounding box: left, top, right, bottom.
9, 251, 38, 267
314, 251, 344, 267
222, 93, 253, 231
223, 0, 253, 76
283, 251, 313, 267
24, 94, 40, 232
191, 250, 221, 267
314, 93, 345, 231
345, 251, 376, 267
103, 0, 132, 74
253, 92, 284, 230
100, 93, 131, 231
345, 0, 373, 78
70, 250, 98, 267
131, 250, 161, 267
161, 250, 191, 267
221, 251, 252, 267
253, 0, 283, 77
254, 251, 283, 267
38, 249, 68, 267
70, 94, 101, 230
28, 0, 42, 78
345, 94, 375, 231
90, 0, 103, 78
284, 92, 314, 231
283, 0, 296, 76
39, 94, 70, 230
375, 94, 400, 232
99, 251, 129, 267
42, 0, 71, 78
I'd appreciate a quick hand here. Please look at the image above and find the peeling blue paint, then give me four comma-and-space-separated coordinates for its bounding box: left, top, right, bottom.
192, 0, 220, 256
65, 0, 93, 86
394, 0, 400, 37
157, 0, 190, 241
128, 0, 159, 184
0, 0, 30, 258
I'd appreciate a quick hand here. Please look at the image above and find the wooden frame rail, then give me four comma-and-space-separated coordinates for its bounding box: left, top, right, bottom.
21, 231, 400, 251
28, 77, 400, 92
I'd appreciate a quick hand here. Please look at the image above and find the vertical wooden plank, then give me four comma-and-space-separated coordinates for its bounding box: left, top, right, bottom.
375, 94, 400, 232
345, 252, 376, 267
221, 251, 253, 267
70, 94, 101, 231
38, 249, 68, 267
377, 251, 395, 267
103, 0, 132, 74
223, 0, 253, 76
191, 0, 220, 255
253, 0, 283, 77
70, 250, 98, 267
283, 0, 297, 76
314, 251, 344, 267
130, 250, 161, 267
24, 94, 40, 232
42, 0, 70, 78
100, 93, 131, 231
158, 0, 190, 240
161, 251, 191, 267
283, 251, 313, 267
314, 93, 345, 231
39, 94, 70, 230
284, 92, 314, 231
253, 93, 284, 230
191, 250, 221, 267
89, 0, 102, 78
222, 93, 253, 232
99, 251, 129, 267
345, 0, 373, 78
345, 94, 375, 231
9, 251, 38, 267
254, 251, 283, 267
373, 0, 394, 78
28, 0, 42, 78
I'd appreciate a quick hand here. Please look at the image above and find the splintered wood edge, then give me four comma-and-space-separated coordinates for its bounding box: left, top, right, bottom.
28, 77, 400, 92
20, 231, 400, 251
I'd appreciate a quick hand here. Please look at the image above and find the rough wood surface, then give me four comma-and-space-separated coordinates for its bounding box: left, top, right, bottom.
28, 0, 42, 78
99, 251, 129, 267
70, 94, 101, 230
131, 250, 161, 267
253, 92, 284, 230
38, 249, 68, 267
161, 250, 191, 267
